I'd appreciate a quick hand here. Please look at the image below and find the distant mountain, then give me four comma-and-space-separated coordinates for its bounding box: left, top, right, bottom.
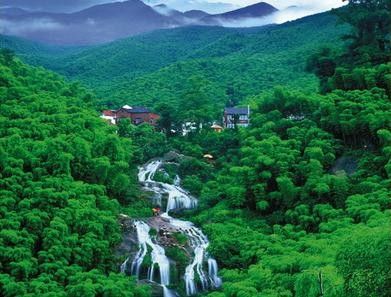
0, 1, 279, 45
152, 4, 193, 24
0, 0, 179, 45
0, 7, 29, 16
1, 11, 347, 108
202, 2, 278, 24
153, 4, 181, 16
0, 0, 113, 13
183, 10, 210, 20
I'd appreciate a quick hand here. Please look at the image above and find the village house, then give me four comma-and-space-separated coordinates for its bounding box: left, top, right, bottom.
223, 106, 250, 128
101, 105, 159, 126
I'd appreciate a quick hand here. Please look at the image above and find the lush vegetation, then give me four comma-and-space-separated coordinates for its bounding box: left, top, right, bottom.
166, 2, 390, 297
107, 13, 347, 112
1, 12, 348, 116
0, 51, 150, 297
1, 1, 390, 297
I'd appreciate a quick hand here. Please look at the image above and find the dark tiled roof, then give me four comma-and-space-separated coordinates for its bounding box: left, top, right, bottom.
224, 107, 249, 115
119, 106, 151, 113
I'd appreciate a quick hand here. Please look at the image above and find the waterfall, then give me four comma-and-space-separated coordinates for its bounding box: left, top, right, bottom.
130, 159, 221, 296
164, 184, 198, 213
138, 160, 162, 182
120, 257, 129, 274
163, 286, 177, 297
130, 221, 149, 278
129, 220, 171, 295
174, 175, 181, 186
176, 220, 210, 295
208, 259, 222, 288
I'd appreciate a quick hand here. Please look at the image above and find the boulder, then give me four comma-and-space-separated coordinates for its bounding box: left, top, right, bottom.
163, 150, 183, 162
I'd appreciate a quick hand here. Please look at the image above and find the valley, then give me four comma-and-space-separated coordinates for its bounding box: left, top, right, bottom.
0, 0, 281, 45
0, 1, 390, 297
1, 11, 348, 116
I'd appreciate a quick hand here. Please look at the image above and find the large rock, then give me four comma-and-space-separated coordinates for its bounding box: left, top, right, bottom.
163, 151, 184, 162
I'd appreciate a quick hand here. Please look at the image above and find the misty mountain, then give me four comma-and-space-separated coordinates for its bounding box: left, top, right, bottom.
0, 1, 279, 45
183, 10, 210, 20
202, 2, 278, 24
1, 11, 346, 103
0, 7, 30, 16
0, 0, 115, 13
0, 0, 179, 45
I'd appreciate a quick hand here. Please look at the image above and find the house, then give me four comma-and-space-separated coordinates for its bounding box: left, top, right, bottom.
101, 109, 116, 125
101, 105, 159, 126
223, 106, 250, 128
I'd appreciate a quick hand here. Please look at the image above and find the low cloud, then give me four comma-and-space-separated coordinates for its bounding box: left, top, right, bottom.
153, 4, 177, 16
145, 0, 345, 14
0, 18, 64, 35
0, 0, 119, 13
145, 0, 236, 13
214, 3, 346, 28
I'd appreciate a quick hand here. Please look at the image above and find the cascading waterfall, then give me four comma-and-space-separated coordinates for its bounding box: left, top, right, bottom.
130, 220, 172, 296
138, 160, 161, 182
127, 159, 221, 296
208, 259, 222, 288
120, 258, 129, 274
130, 221, 149, 278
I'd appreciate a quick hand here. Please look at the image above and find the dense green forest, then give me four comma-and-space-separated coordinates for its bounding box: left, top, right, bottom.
166, 2, 391, 296
0, 0, 390, 297
1, 12, 348, 115
0, 51, 152, 296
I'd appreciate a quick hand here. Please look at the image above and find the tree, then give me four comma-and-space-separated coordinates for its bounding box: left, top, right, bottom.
0, 48, 15, 66
180, 76, 214, 130
155, 102, 177, 135
335, 0, 391, 64
306, 47, 337, 93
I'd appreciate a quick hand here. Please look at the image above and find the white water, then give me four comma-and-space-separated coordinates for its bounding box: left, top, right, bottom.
208, 258, 222, 288
133, 159, 221, 296
128, 220, 172, 296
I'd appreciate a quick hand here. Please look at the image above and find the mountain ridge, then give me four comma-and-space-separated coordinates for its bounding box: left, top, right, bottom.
202, 2, 278, 24
1, 0, 280, 45
1, 11, 348, 113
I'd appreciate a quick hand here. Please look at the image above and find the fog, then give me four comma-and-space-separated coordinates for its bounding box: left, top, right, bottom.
0, 18, 63, 35
144, 0, 346, 14
0, 0, 119, 13
145, 0, 236, 14
218, 4, 341, 28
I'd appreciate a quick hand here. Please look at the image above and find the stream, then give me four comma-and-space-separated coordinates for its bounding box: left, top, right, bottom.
121, 160, 222, 297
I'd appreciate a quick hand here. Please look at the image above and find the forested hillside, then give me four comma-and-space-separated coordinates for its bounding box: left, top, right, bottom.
165, 2, 391, 296
0, 1, 389, 297
1, 12, 349, 115
0, 36, 83, 67
72, 13, 347, 112
0, 51, 150, 297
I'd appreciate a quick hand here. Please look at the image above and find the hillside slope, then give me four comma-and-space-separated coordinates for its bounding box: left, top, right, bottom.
0, 0, 178, 45
202, 1, 278, 24
1, 12, 348, 112
90, 12, 348, 110
0, 51, 150, 296
1, 1, 280, 45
